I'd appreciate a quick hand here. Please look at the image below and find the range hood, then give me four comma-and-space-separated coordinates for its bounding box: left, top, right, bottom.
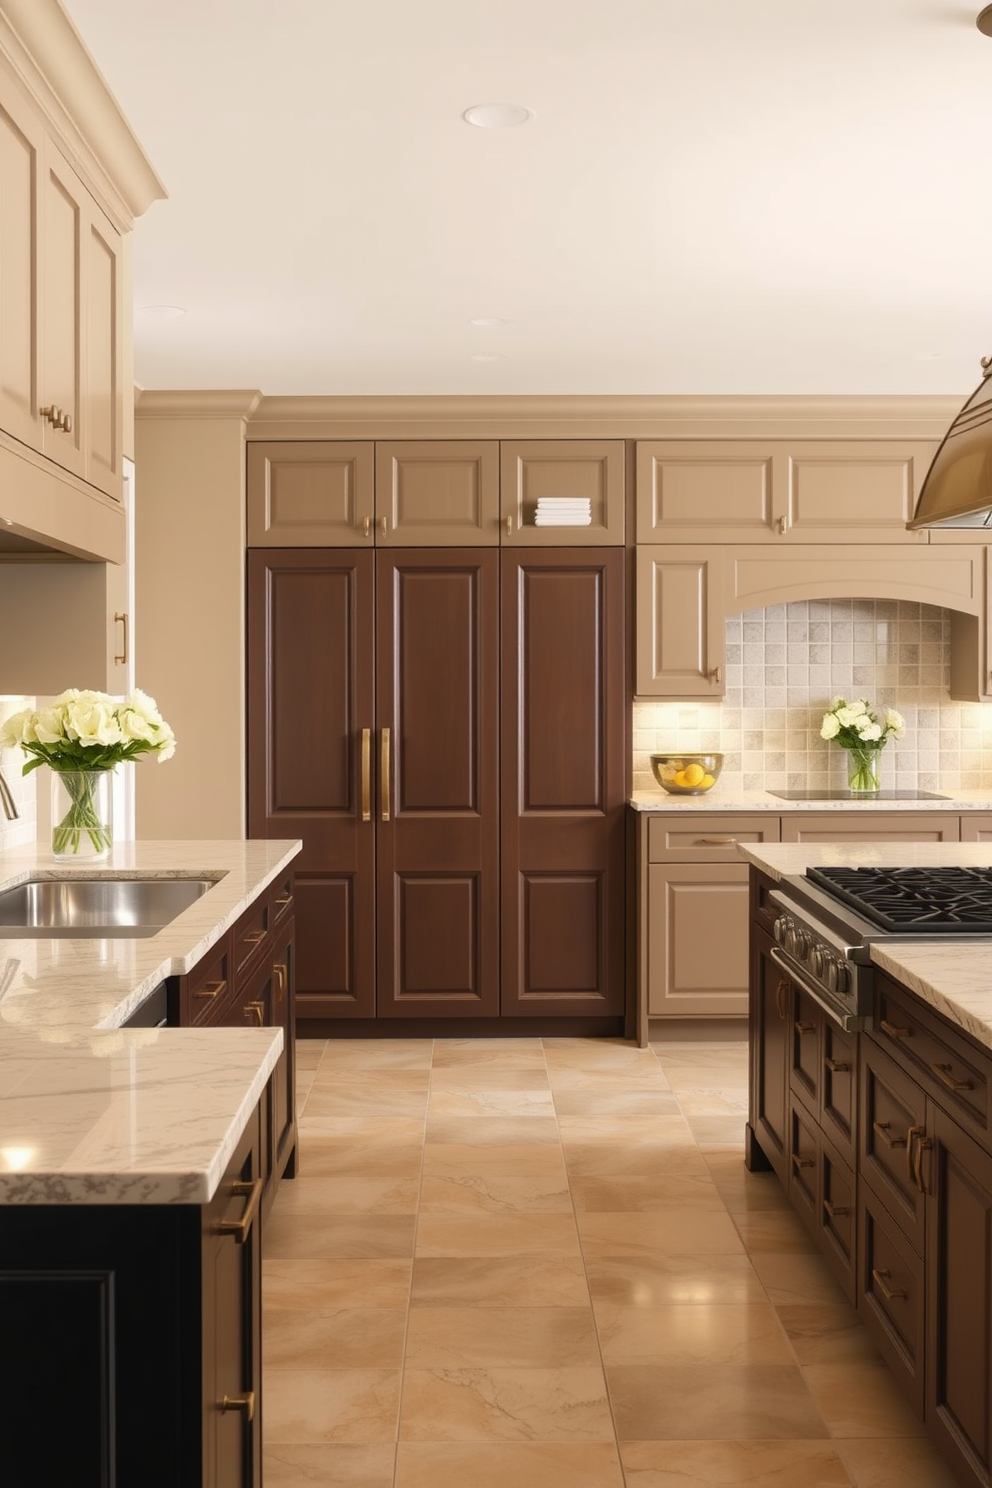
909, 359, 992, 529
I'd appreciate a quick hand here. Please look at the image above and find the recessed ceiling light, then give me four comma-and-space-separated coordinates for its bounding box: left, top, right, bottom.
471, 352, 503, 362
462, 103, 533, 129
470, 317, 508, 328
138, 304, 186, 319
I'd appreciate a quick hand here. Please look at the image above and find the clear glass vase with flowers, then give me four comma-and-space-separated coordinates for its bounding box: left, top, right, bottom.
820, 696, 904, 795
0, 688, 176, 859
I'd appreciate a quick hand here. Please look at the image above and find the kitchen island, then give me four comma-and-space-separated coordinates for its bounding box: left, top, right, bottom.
0, 837, 301, 1488
739, 838, 992, 1488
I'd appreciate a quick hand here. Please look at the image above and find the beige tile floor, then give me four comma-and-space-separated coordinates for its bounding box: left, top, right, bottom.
261, 1037, 959, 1488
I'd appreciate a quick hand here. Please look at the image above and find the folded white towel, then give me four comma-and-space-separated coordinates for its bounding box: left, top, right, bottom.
535, 499, 591, 510
534, 515, 593, 526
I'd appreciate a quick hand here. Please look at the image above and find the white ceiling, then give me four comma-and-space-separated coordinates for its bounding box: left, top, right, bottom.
60, 0, 992, 399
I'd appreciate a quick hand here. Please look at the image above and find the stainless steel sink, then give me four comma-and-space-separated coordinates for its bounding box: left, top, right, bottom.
0, 877, 215, 937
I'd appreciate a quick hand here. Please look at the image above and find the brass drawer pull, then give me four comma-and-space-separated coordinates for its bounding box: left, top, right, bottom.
825, 1057, 851, 1073
707, 665, 722, 685
698, 837, 736, 845
791, 1152, 815, 1170
362, 514, 371, 538
274, 894, 293, 909
361, 727, 371, 822
219, 1391, 255, 1421
218, 1179, 262, 1244
244, 999, 265, 1026
381, 727, 391, 821
871, 1267, 908, 1302
909, 1126, 930, 1193
775, 977, 790, 1020
114, 611, 128, 665
880, 1019, 911, 1040
823, 1199, 851, 1218
195, 979, 227, 1002
241, 930, 266, 946
872, 1120, 906, 1150
931, 1062, 975, 1094
273, 962, 287, 1003
794, 1020, 815, 1035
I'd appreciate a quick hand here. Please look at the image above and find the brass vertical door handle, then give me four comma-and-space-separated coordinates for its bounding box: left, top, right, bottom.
362, 514, 372, 538
273, 962, 287, 1003
777, 515, 787, 535
506, 514, 513, 537
361, 728, 371, 821
708, 666, 722, 684
381, 728, 391, 821
244, 999, 265, 1026
114, 612, 128, 665
380, 515, 387, 536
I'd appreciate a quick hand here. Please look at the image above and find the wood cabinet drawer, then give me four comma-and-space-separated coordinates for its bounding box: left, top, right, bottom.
750, 869, 780, 936
822, 1022, 857, 1165
789, 1099, 820, 1224
647, 813, 781, 862
186, 933, 233, 1027
780, 812, 961, 844
269, 872, 295, 926
872, 976, 989, 1139
820, 1136, 857, 1303
859, 1037, 927, 1252
232, 899, 271, 982
858, 1184, 926, 1418
790, 986, 821, 1113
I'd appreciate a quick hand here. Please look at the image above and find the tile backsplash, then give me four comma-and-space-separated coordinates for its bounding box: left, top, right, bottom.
633, 599, 992, 795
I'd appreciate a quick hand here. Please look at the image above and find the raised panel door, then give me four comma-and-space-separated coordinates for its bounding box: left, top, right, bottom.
246, 441, 375, 546
501, 439, 625, 546
635, 546, 725, 697
376, 440, 499, 546
375, 550, 499, 1016
501, 550, 625, 1018
247, 549, 375, 1020
40, 142, 86, 482
636, 441, 777, 542
646, 864, 749, 1017
784, 442, 931, 544
0, 85, 42, 452
748, 927, 791, 1181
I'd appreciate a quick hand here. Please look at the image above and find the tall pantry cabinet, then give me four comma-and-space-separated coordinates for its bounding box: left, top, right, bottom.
246, 439, 627, 1035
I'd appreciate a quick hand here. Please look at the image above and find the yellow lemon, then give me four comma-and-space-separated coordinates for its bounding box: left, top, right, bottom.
700, 773, 715, 788
682, 763, 705, 787
673, 769, 688, 787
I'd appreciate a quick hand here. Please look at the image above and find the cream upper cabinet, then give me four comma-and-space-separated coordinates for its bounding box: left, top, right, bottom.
501, 439, 625, 546
247, 441, 375, 546
376, 440, 499, 545
636, 440, 934, 545
636, 546, 725, 697
0, 81, 124, 503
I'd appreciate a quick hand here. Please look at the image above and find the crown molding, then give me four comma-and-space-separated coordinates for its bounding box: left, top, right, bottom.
0, 0, 166, 224
241, 392, 965, 442
135, 390, 264, 421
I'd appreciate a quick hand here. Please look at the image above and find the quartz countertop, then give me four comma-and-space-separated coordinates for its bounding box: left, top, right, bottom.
736, 839, 992, 1055
630, 789, 992, 812
0, 838, 302, 1205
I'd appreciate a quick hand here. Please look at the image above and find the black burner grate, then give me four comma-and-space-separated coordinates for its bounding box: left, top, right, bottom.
806, 865, 992, 932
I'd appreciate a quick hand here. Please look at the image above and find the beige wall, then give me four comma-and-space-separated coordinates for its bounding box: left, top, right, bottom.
134, 409, 248, 838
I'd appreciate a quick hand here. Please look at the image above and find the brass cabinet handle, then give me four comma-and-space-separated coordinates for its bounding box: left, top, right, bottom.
910, 1126, 930, 1194
219, 1391, 255, 1421
775, 977, 789, 1020
273, 962, 287, 1003
872, 1120, 906, 1150
274, 893, 293, 909
381, 727, 391, 821
699, 837, 736, 845
777, 515, 787, 536
823, 1198, 851, 1218
931, 1061, 975, 1093
791, 1152, 815, 1170
362, 514, 371, 538
217, 1178, 263, 1243
506, 514, 513, 537
114, 612, 128, 665
242, 930, 266, 946
880, 1019, 911, 1040
707, 666, 722, 684
871, 1267, 908, 1302
244, 999, 265, 1026
60, 411, 72, 433
825, 1056, 850, 1073
40, 404, 61, 426
195, 978, 227, 1002
794, 1020, 815, 1035
380, 515, 387, 536
361, 727, 371, 822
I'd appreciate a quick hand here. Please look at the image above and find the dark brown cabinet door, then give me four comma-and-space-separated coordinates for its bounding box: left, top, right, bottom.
247, 550, 375, 1020
375, 551, 499, 1017
927, 1106, 992, 1485
749, 927, 791, 1181
500, 550, 625, 1018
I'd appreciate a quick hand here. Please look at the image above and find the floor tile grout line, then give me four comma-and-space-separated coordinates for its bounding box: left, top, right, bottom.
389, 1035, 433, 1487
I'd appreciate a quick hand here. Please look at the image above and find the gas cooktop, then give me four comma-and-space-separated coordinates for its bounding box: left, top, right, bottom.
768, 789, 950, 801
806, 864, 992, 933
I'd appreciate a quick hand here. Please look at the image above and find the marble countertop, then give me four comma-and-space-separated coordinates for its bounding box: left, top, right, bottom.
630, 789, 992, 813
0, 838, 302, 1205
736, 839, 992, 1054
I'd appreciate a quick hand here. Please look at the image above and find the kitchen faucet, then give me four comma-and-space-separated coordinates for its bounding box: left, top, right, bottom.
0, 766, 19, 820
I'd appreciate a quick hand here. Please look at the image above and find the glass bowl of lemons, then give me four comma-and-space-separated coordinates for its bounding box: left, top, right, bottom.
650, 753, 723, 796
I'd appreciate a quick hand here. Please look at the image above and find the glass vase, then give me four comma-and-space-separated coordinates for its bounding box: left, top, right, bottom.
50, 769, 114, 860
843, 744, 884, 795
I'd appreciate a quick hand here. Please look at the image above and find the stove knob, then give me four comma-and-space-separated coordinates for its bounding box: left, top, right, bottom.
796, 929, 813, 962
772, 914, 788, 945
825, 959, 849, 996
810, 945, 825, 978
784, 925, 798, 956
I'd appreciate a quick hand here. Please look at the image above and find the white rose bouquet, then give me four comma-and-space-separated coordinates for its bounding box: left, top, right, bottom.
0, 689, 176, 855
820, 696, 904, 793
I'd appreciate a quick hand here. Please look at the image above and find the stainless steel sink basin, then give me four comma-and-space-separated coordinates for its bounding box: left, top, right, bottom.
0, 877, 215, 937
